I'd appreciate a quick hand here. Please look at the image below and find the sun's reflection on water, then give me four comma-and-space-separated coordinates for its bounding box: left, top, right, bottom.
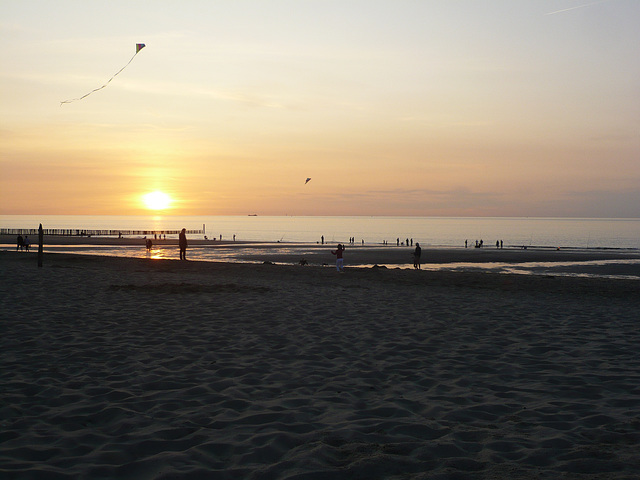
6, 243, 640, 280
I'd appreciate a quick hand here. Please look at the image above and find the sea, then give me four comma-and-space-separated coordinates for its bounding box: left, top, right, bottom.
2, 215, 639, 248
2, 215, 640, 278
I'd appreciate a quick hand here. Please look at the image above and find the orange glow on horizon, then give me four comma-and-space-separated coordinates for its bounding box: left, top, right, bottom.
1, 2, 638, 218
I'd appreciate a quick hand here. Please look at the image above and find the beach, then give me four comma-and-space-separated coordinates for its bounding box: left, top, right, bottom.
3, 234, 640, 278
1, 250, 639, 479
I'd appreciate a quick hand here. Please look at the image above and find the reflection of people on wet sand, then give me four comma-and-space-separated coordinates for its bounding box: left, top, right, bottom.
331, 244, 345, 272
413, 242, 422, 269
179, 228, 188, 260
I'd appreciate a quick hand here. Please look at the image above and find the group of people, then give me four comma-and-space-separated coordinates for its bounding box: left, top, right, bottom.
397, 238, 415, 247
330, 241, 422, 271
16, 235, 30, 252
142, 228, 189, 259
173, 230, 424, 269
465, 239, 504, 249
322, 236, 363, 246
323, 236, 417, 247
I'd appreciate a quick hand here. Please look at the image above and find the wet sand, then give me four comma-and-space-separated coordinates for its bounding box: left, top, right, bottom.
3, 234, 640, 270
1, 251, 639, 479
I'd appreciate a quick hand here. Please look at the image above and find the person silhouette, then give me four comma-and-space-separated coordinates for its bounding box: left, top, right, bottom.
331, 244, 345, 272
179, 228, 188, 260
413, 242, 422, 269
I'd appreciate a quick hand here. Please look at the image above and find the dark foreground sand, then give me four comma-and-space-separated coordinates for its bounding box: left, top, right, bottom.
1, 251, 639, 479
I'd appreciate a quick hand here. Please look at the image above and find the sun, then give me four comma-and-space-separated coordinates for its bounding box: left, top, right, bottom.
142, 191, 172, 210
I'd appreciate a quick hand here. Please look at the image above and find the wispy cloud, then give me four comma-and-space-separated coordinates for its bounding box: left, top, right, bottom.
545, 0, 612, 16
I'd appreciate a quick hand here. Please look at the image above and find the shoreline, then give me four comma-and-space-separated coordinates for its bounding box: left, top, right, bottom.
2, 250, 640, 295
3, 236, 640, 279
3, 232, 640, 250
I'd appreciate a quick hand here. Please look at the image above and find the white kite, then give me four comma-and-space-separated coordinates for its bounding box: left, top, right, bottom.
61, 43, 146, 105
305, 178, 311, 184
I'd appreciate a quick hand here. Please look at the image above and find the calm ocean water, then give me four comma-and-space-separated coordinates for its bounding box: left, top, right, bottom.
2, 215, 639, 249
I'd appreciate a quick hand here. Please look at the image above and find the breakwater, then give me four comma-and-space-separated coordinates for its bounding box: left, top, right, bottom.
0, 228, 203, 237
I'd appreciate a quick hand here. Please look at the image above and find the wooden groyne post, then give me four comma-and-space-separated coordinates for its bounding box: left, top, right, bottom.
38, 223, 43, 268
0, 228, 204, 237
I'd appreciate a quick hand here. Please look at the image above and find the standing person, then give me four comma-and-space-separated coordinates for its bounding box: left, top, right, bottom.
179, 228, 188, 260
17, 235, 23, 251
23, 235, 30, 252
413, 242, 422, 269
331, 243, 345, 272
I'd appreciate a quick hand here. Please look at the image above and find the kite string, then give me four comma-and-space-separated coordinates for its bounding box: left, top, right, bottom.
60, 51, 140, 105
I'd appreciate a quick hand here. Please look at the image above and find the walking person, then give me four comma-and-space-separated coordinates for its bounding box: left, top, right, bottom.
331, 243, 345, 272
413, 242, 422, 269
179, 228, 188, 260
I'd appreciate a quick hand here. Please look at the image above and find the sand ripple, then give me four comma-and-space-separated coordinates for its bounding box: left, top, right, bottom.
1, 252, 640, 479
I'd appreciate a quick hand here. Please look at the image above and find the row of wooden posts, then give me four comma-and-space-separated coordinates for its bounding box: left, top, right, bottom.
2, 228, 203, 236
10, 225, 204, 268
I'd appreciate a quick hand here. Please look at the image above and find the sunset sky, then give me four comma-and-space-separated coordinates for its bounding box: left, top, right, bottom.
1, 0, 639, 217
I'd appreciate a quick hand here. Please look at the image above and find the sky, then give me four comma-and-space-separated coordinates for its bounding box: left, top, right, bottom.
1, 0, 639, 217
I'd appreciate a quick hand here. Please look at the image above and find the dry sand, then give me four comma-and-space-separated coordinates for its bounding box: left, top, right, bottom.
1, 250, 639, 479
